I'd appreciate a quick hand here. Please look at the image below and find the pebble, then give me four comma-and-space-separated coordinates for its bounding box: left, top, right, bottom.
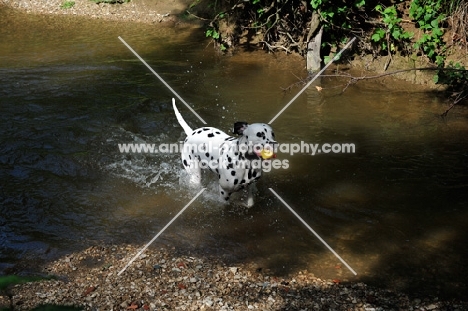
1, 0, 179, 25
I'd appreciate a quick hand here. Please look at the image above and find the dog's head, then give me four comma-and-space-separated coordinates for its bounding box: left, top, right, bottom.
233, 122, 277, 160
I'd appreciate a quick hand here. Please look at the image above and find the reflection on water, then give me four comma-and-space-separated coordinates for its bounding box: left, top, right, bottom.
1, 6, 468, 300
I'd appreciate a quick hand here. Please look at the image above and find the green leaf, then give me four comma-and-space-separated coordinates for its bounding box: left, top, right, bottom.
371, 33, 382, 42
0, 275, 52, 290
433, 28, 443, 36
353, 0, 365, 8
310, 0, 322, 9
371, 28, 385, 42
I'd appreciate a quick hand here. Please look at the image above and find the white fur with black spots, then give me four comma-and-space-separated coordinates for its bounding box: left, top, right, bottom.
172, 98, 277, 207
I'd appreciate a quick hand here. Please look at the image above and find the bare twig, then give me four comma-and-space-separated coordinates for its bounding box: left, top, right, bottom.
259, 41, 291, 53
283, 66, 468, 116
185, 10, 210, 21
441, 91, 468, 117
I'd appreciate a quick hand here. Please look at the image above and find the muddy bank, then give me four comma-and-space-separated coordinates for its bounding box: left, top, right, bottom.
2, 244, 467, 310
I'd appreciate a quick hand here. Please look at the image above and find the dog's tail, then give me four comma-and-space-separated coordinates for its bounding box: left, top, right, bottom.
172, 98, 193, 135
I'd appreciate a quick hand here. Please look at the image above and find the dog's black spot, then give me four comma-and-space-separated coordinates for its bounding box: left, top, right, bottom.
208, 133, 215, 138
211, 156, 214, 160
215, 131, 221, 134
252, 170, 257, 178
231, 171, 236, 176
248, 169, 252, 179
234, 179, 238, 185
197, 130, 202, 134
227, 156, 232, 163
205, 152, 210, 157
227, 163, 233, 169
183, 160, 188, 167
241, 179, 246, 184
203, 128, 209, 131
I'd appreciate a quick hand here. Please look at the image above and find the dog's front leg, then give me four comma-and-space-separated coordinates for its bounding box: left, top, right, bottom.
247, 183, 256, 208
219, 184, 231, 202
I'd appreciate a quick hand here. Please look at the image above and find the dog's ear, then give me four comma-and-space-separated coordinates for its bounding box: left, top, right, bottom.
233, 122, 249, 135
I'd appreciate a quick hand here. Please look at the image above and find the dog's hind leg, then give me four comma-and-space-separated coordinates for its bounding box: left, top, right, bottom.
182, 154, 202, 185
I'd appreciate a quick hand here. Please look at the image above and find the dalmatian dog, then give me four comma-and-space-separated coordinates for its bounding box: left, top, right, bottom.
172, 98, 276, 207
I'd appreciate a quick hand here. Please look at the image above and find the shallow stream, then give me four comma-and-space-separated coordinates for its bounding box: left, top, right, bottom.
1, 6, 468, 300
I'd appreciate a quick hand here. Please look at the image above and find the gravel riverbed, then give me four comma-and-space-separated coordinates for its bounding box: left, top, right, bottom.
0, 0, 191, 24
2, 245, 467, 311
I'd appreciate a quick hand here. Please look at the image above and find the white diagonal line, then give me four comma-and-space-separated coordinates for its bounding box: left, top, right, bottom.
268, 37, 356, 124
269, 188, 357, 275
118, 36, 207, 124
117, 188, 206, 276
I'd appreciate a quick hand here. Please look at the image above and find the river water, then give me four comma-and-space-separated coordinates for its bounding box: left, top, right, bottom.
1, 6, 468, 300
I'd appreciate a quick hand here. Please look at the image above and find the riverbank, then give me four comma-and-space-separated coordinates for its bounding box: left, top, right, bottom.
1, 0, 455, 88
2, 244, 467, 310
0, 0, 196, 25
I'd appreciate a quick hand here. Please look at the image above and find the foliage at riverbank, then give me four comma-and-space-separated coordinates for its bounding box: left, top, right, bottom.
194, 0, 465, 62
189, 0, 467, 104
